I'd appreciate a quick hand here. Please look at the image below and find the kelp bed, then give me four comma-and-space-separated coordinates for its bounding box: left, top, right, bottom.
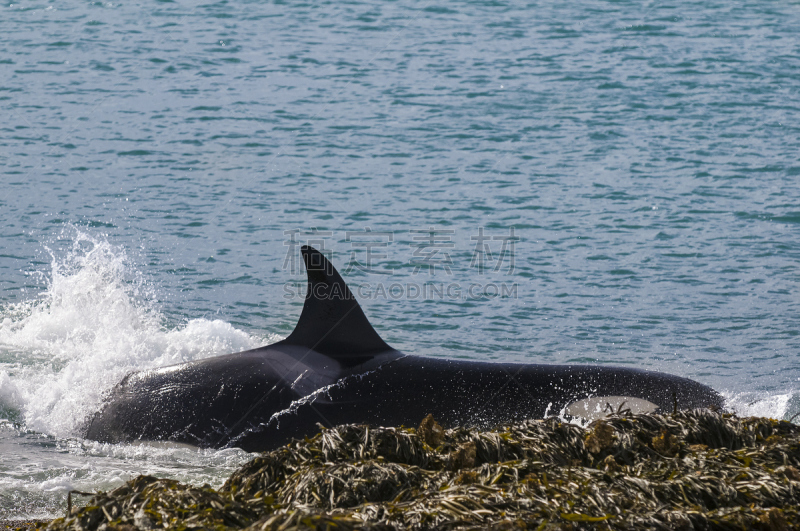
44, 410, 800, 530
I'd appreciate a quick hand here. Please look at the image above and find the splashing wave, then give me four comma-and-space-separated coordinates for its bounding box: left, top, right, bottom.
0, 229, 266, 438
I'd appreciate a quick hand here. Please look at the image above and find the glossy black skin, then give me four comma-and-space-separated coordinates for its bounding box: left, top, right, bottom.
84, 347, 722, 452
84, 247, 724, 452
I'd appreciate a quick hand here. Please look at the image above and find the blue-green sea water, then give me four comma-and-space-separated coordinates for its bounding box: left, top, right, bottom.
1, 0, 799, 519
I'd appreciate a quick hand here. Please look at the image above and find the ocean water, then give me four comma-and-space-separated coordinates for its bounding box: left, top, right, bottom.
1, 0, 799, 519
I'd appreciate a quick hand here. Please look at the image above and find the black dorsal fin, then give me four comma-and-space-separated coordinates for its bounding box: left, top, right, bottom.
281, 245, 392, 360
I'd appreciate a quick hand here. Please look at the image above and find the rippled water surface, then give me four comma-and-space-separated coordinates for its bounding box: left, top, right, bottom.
1, 0, 799, 519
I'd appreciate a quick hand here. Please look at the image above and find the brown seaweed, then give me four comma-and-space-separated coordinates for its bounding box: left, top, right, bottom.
42, 410, 800, 530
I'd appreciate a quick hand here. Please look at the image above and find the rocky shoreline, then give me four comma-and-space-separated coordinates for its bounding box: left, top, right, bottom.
41, 410, 800, 530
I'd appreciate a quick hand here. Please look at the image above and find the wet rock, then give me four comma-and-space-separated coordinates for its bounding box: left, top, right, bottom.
417, 413, 445, 448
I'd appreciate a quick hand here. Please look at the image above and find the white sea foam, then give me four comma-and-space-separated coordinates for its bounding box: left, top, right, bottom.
0, 229, 267, 438
0, 427, 253, 519
723, 390, 797, 421
0, 229, 261, 517
0, 371, 22, 414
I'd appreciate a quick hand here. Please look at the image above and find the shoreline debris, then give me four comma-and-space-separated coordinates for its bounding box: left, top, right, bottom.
43, 410, 800, 530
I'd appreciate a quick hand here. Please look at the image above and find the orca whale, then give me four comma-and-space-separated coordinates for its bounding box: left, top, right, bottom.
84, 246, 723, 452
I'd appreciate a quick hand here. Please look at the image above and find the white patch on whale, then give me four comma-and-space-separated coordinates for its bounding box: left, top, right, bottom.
565, 395, 659, 423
